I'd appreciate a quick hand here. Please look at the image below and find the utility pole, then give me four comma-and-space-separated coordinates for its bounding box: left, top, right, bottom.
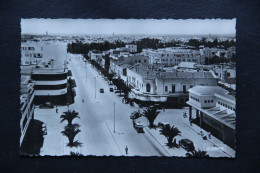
113, 102, 116, 133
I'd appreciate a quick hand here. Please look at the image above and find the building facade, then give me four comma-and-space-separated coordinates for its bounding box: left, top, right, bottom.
186, 86, 236, 148
20, 75, 35, 145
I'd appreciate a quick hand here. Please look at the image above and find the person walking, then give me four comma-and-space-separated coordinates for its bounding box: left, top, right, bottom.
56, 106, 58, 113
125, 146, 128, 155
208, 132, 211, 139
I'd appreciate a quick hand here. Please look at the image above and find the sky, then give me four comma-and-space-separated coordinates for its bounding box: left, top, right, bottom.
21, 19, 236, 36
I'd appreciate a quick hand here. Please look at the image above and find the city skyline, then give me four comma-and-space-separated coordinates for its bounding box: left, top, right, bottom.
21, 19, 236, 36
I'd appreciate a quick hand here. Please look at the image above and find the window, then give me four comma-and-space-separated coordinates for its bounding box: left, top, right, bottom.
190, 85, 193, 88
211, 100, 213, 103
165, 86, 168, 92
139, 60, 141, 63
146, 83, 151, 93
172, 85, 175, 93
204, 100, 207, 103
144, 60, 146, 63
227, 72, 231, 77
183, 85, 186, 93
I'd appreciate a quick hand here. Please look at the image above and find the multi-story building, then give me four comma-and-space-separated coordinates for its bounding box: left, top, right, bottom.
125, 44, 137, 53
21, 43, 69, 105
20, 75, 35, 145
142, 47, 205, 66
186, 86, 236, 148
122, 64, 218, 105
21, 42, 46, 65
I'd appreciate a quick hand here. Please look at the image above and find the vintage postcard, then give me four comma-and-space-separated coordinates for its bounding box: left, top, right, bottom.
20, 19, 236, 157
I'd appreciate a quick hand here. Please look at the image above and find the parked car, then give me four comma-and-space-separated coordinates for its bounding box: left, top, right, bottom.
179, 139, 195, 152
158, 122, 170, 128
109, 88, 114, 92
133, 121, 145, 133
130, 111, 141, 119
100, 88, 104, 93
39, 102, 54, 109
154, 104, 163, 109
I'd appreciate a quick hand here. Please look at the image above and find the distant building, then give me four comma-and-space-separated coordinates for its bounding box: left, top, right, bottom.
213, 65, 236, 84
125, 44, 137, 53
20, 75, 35, 145
21, 42, 44, 65
142, 47, 205, 66
187, 86, 236, 148
88, 50, 102, 61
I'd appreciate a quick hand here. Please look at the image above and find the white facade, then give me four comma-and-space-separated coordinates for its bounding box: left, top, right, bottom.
125, 44, 137, 53
21, 42, 44, 65
20, 75, 35, 145
142, 47, 205, 66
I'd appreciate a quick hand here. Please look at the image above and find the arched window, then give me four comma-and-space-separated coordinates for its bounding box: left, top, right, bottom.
146, 83, 151, 93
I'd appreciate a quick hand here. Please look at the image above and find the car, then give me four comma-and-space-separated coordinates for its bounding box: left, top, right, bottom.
154, 104, 163, 109
133, 121, 145, 133
109, 88, 114, 92
130, 111, 141, 119
39, 102, 54, 109
158, 122, 170, 128
179, 139, 195, 152
100, 88, 104, 93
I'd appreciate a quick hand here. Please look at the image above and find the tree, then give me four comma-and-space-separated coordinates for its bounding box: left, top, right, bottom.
61, 124, 82, 147
60, 110, 80, 125
142, 107, 160, 128
186, 149, 209, 158
159, 124, 181, 147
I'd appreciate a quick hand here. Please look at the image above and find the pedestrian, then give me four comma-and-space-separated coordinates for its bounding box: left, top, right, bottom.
163, 107, 165, 112
125, 146, 128, 155
200, 131, 204, 137
56, 107, 58, 113
208, 132, 211, 139
189, 119, 192, 126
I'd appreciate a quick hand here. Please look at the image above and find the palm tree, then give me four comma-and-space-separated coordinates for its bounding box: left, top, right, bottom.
159, 124, 181, 147
60, 110, 80, 125
186, 149, 209, 158
61, 123, 81, 147
142, 107, 160, 128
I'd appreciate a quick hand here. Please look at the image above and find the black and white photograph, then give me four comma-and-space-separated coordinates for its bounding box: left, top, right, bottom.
20, 19, 236, 157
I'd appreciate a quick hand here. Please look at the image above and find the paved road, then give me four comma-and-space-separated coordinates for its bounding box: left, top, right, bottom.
68, 54, 170, 156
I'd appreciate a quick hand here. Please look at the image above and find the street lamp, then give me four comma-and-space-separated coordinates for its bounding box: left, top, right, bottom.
94, 77, 96, 98
113, 102, 116, 133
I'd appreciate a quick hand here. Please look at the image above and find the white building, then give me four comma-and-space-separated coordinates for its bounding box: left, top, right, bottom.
186, 86, 236, 148
21, 43, 69, 105
125, 44, 137, 53
20, 75, 35, 145
122, 64, 218, 105
142, 47, 205, 66
21, 42, 45, 65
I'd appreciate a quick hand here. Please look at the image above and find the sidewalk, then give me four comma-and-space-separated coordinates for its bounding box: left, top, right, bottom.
181, 118, 235, 157
139, 108, 235, 158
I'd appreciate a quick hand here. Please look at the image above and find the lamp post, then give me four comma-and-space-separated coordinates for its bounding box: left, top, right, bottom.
113, 102, 116, 133
94, 77, 96, 98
